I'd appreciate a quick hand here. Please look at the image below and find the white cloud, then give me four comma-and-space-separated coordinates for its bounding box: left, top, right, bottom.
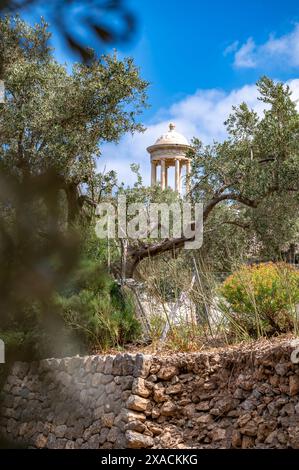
234, 38, 256, 68
223, 41, 239, 56
230, 24, 299, 69
98, 79, 299, 186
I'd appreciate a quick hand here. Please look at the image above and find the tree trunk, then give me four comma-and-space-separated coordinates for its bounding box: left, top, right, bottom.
65, 182, 80, 226
120, 192, 259, 278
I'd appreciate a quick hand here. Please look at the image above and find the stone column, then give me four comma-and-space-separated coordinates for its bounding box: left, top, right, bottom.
175, 159, 180, 192
161, 160, 166, 190
186, 159, 191, 193
151, 162, 156, 186
179, 161, 182, 192
165, 165, 168, 189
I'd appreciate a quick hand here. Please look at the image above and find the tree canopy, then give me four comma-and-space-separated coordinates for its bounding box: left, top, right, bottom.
0, 15, 148, 325
0, 16, 148, 219
124, 77, 299, 275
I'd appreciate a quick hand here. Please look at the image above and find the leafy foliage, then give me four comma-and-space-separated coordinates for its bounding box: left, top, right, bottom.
178, 77, 299, 273
219, 262, 299, 338
0, 15, 147, 322
55, 260, 141, 351
0, 16, 147, 365
0, 16, 147, 184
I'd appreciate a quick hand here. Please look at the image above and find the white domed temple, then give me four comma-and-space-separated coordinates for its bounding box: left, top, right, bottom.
147, 123, 192, 193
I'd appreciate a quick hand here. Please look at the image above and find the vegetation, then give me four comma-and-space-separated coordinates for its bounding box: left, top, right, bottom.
219, 262, 299, 340
55, 260, 141, 352
1, 14, 299, 367
123, 77, 299, 275
0, 15, 147, 366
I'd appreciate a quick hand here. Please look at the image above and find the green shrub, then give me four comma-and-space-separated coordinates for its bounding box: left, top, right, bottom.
55, 261, 141, 351
165, 323, 204, 352
0, 260, 141, 374
148, 314, 165, 341
219, 262, 299, 338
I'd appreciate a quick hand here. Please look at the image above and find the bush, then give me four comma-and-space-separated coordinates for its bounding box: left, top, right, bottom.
219, 262, 299, 338
0, 260, 141, 376
55, 260, 141, 351
165, 324, 204, 352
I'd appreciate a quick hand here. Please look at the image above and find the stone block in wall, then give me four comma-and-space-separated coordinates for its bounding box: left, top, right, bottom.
11, 362, 29, 379
132, 378, 151, 398
289, 375, 299, 396
125, 430, 154, 448
133, 354, 152, 378
103, 355, 113, 375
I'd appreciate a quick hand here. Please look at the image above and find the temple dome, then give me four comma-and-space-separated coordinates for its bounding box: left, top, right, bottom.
153, 123, 189, 146
147, 123, 191, 193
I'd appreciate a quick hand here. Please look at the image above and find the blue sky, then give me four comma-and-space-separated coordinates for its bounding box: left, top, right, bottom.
121, 0, 299, 116
23, 0, 299, 184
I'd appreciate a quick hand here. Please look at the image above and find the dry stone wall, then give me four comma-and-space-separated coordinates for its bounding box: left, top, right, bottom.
1, 339, 299, 448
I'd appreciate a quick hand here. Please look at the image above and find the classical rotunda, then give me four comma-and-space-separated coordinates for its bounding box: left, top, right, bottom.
147, 123, 192, 193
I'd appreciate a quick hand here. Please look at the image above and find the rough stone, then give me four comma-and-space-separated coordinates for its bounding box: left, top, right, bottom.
11, 362, 29, 379
242, 435, 255, 449
104, 356, 114, 375
157, 366, 178, 381
125, 430, 154, 449
275, 363, 288, 376
90, 373, 102, 387
35, 434, 48, 448
240, 422, 258, 437
132, 378, 151, 398
288, 428, 299, 449
101, 375, 114, 385
107, 426, 120, 443
125, 420, 146, 433
151, 407, 161, 419
166, 383, 182, 395
99, 427, 109, 445
231, 430, 242, 448
209, 428, 226, 441
133, 355, 151, 378
101, 413, 115, 428
153, 384, 167, 403
289, 375, 299, 396
126, 395, 149, 412
46, 433, 57, 449
65, 440, 76, 449
55, 425, 67, 438
57, 371, 72, 388
160, 401, 177, 417
88, 434, 101, 449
